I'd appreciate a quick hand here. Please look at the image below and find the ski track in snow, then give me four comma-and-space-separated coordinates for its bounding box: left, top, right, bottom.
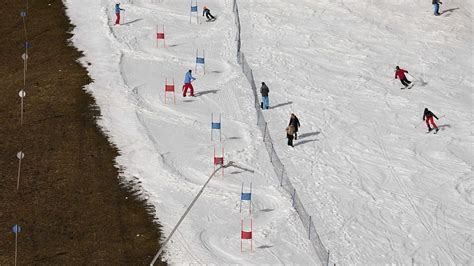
65, 0, 473, 264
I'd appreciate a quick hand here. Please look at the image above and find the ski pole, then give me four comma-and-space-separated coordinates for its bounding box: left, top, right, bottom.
407, 73, 417, 80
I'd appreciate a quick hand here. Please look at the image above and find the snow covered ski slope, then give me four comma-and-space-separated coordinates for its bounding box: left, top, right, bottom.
65, 0, 319, 264
65, 0, 472, 264
238, 0, 473, 264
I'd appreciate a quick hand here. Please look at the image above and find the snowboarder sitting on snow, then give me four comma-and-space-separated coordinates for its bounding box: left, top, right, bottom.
203, 6, 215, 20
432, 0, 442, 16
115, 3, 125, 25
288, 113, 301, 140
423, 108, 439, 133
286, 125, 296, 147
395, 66, 412, 88
260, 82, 270, 109
182, 69, 196, 97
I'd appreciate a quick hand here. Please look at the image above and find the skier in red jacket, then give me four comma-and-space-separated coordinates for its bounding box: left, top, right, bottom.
395, 66, 412, 88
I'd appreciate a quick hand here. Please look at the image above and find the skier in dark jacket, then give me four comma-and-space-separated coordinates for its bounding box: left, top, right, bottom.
260, 82, 269, 109
288, 113, 300, 140
203, 6, 215, 20
395, 66, 412, 88
423, 108, 439, 133
432, 0, 442, 16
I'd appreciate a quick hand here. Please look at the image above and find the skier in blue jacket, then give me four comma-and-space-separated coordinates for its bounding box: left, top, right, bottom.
115, 3, 125, 25
183, 70, 196, 97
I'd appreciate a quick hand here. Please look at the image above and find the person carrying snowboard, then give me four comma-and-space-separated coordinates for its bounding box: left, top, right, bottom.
432, 0, 442, 16
203, 6, 216, 21
260, 82, 270, 109
286, 125, 295, 147
423, 108, 439, 133
182, 70, 196, 97
288, 113, 301, 140
395, 66, 412, 89
115, 3, 125, 25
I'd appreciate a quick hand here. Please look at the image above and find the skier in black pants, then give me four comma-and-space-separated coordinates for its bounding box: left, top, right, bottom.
288, 113, 300, 140
395, 66, 412, 88
203, 6, 215, 20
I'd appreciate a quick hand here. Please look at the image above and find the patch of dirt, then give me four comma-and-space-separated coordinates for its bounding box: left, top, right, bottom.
0, 0, 164, 264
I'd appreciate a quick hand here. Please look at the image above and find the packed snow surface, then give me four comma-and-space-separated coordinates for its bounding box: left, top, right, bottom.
65, 0, 473, 264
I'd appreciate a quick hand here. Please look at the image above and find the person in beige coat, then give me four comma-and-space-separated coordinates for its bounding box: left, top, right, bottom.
286, 125, 296, 147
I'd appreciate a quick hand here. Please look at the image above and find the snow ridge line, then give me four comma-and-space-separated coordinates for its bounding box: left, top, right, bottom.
230, 0, 330, 264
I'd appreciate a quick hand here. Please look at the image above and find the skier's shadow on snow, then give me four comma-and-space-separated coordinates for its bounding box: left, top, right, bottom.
441, 8, 460, 15
270, 101, 293, 109
415, 78, 428, 87
121, 18, 143, 26
294, 139, 318, 147
293, 131, 320, 147
438, 124, 451, 130
195, 89, 218, 96
298, 131, 320, 139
